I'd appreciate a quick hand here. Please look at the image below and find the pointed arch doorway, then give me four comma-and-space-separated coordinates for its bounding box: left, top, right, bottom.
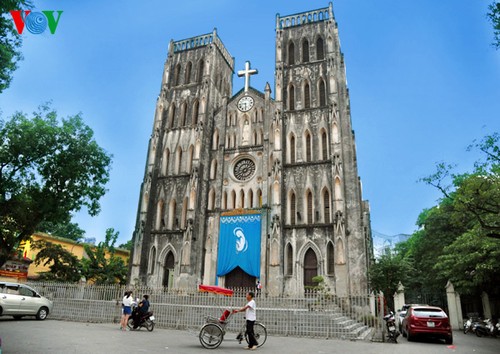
225, 266, 256, 289
303, 248, 318, 287
163, 251, 175, 288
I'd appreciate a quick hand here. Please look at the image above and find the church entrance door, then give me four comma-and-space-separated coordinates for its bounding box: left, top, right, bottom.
163, 252, 175, 288
303, 248, 318, 287
225, 266, 256, 289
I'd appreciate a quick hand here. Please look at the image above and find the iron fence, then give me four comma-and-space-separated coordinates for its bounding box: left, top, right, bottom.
27, 282, 383, 341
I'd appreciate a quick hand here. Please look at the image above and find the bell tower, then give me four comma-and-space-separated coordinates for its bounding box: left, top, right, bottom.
275, 3, 372, 295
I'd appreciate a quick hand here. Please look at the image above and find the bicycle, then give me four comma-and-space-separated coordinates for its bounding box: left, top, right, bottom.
199, 309, 267, 349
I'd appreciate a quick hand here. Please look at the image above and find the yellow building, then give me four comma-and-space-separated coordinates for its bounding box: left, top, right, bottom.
21, 232, 130, 279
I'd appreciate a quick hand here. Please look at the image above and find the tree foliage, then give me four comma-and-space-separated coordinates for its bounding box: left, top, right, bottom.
398, 133, 500, 295
0, 104, 112, 268
488, 1, 500, 49
118, 239, 133, 251
80, 228, 127, 285
0, 1, 32, 93
31, 239, 81, 282
369, 252, 414, 309
37, 220, 86, 242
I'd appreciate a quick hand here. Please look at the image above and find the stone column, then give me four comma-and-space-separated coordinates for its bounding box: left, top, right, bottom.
445, 280, 462, 330
481, 291, 492, 319
393, 282, 405, 312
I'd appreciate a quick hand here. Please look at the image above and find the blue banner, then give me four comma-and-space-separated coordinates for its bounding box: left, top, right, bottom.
216, 214, 261, 278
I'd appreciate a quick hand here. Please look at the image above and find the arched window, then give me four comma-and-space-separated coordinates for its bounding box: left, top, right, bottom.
305, 131, 312, 162
168, 104, 176, 129
180, 102, 188, 126
212, 129, 219, 149
327, 242, 334, 274
162, 148, 170, 176
168, 199, 176, 229
149, 246, 156, 274
323, 188, 331, 223
285, 243, 293, 275
302, 39, 309, 63
288, 41, 295, 65
187, 145, 194, 173
184, 61, 192, 84
321, 130, 328, 160
208, 189, 215, 210
289, 85, 295, 110
316, 37, 324, 60
181, 198, 188, 229
210, 159, 217, 179
248, 189, 254, 208
175, 147, 182, 174
319, 79, 326, 106
222, 191, 227, 209
156, 199, 165, 229
231, 190, 236, 209
290, 192, 296, 225
192, 100, 199, 125
239, 189, 245, 209
304, 82, 310, 108
306, 190, 313, 224
256, 189, 262, 207
197, 59, 204, 83
174, 64, 181, 86
290, 134, 296, 163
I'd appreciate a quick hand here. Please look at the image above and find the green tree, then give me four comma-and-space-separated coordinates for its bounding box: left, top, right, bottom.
369, 252, 414, 310
0, 1, 32, 93
434, 228, 500, 295
488, 1, 500, 49
31, 239, 81, 282
80, 228, 127, 285
37, 220, 86, 241
422, 133, 500, 239
118, 239, 133, 251
0, 104, 112, 268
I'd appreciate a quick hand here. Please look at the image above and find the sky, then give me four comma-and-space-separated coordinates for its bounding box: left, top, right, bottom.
1, 0, 499, 246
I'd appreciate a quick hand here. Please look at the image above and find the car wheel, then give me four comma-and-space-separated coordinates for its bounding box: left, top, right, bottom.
36, 307, 49, 320
402, 327, 407, 338
445, 336, 453, 345
13, 315, 23, 320
407, 330, 413, 342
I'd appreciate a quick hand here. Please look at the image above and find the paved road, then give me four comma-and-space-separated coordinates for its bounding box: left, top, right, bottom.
0, 318, 499, 353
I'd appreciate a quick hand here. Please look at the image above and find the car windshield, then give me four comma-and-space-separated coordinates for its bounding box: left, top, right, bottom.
413, 308, 446, 318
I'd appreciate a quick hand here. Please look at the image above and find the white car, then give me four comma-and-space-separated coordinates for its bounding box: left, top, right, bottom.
0, 282, 54, 320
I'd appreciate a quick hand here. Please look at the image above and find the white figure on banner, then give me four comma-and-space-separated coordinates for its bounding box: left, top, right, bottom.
234, 227, 248, 253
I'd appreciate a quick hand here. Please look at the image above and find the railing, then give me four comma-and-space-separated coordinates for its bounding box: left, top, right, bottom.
28, 282, 382, 340
277, 5, 331, 29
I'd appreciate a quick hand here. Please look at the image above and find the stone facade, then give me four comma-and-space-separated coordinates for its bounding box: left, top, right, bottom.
129, 3, 373, 296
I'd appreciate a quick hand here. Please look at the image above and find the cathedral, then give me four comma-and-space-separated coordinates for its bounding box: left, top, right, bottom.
129, 2, 373, 297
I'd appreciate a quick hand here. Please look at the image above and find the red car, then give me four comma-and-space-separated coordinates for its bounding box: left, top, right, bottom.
402, 305, 453, 344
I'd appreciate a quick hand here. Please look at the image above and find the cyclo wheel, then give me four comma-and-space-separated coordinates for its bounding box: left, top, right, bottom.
199, 323, 224, 349
245, 322, 267, 348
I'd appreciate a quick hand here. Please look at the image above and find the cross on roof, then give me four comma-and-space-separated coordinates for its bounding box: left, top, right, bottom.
237, 61, 258, 93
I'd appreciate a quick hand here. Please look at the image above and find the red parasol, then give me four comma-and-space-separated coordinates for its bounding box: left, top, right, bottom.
198, 284, 234, 296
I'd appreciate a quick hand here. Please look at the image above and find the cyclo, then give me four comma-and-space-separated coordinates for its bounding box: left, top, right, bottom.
198, 285, 267, 349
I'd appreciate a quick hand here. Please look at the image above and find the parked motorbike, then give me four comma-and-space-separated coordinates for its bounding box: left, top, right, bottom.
463, 317, 477, 334
474, 319, 498, 337
127, 302, 155, 332
383, 311, 400, 343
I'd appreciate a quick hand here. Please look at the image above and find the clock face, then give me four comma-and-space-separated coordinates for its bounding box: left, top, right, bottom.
237, 96, 254, 112
233, 158, 256, 181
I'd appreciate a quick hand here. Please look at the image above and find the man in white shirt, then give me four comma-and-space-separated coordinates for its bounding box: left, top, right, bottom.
233, 291, 258, 350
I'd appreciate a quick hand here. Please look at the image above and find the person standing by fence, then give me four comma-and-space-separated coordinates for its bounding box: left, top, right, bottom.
256, 280, 262, 297
120, 291, 133, 331
233, 291, 258, 350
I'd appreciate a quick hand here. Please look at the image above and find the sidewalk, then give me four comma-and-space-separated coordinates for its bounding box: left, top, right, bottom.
0, 318, 498, 354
